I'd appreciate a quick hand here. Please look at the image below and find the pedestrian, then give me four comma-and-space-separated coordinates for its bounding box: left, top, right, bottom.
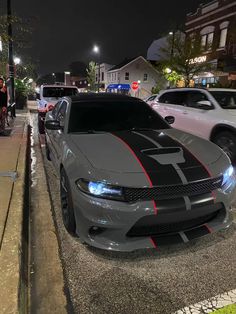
0, 78, 8, 133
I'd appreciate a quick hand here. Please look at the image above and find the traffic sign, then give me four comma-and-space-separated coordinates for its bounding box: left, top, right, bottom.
131, 81, 139, 91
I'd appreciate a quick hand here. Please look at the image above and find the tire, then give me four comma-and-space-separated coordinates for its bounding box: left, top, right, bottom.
60, 168, 76, 235
38, 115, 45, 134
45, 137, 51, 161
213, 131, 236, 164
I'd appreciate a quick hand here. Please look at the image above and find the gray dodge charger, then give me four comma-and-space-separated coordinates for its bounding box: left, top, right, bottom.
45, 93, 236, 251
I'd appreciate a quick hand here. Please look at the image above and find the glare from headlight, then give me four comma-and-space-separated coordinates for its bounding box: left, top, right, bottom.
77, 179, 124, 201
222, 165, 236, 192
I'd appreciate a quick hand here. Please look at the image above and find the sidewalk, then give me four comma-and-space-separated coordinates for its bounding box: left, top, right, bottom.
0, 111, 29, 313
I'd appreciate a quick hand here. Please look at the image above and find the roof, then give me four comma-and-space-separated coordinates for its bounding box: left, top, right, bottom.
69, 93, 141, 102
108, 57, 137, 71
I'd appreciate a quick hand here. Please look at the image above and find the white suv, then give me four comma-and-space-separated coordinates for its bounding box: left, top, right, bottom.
37, 84, 79, 133
152, 88, 236, 163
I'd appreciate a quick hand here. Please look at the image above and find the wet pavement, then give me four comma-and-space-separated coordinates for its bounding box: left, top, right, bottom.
30, 110, 236, 314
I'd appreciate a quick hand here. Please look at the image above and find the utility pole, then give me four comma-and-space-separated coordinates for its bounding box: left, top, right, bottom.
7, 0, 16, 117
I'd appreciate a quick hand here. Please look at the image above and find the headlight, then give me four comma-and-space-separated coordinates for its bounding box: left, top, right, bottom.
222, 165, 236, 192
76, 179, 125, 201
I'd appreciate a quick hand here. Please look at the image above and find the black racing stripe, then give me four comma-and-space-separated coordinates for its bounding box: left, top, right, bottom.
189, 193, 215, 210
153, 197, 186, 214
113, 131, 182, 186
185, 225, 210, 240
151, 234, 183, 246
137, 130, 210, 181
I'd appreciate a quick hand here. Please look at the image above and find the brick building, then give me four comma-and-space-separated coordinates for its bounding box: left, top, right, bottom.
185, 0, 236, 87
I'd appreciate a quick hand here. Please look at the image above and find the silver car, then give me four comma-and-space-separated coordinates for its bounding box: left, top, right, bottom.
45, 93, 236, 252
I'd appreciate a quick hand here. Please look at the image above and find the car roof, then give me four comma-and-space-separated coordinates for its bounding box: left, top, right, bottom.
160, 87, 236, 93
69, 93, 142, 102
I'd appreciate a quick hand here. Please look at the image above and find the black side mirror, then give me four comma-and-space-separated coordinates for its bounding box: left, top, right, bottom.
165, 116, 175, 125
45, 120, 62, 130
197, 100, 213, 110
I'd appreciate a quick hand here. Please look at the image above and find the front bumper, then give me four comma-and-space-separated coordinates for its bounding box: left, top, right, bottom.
71, 183, 234, 252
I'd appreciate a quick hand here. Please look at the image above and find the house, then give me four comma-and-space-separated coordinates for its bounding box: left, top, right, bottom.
106, 56, 162, 99
95, 63, 114, 91
186, 0, 236, 87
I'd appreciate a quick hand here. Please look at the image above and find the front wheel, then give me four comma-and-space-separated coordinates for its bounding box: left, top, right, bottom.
60, 168, 76, 235
213, 131, 236, 163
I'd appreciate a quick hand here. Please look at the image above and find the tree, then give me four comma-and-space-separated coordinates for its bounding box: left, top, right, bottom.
159, 32, 213, 87
86, 61, 96, 91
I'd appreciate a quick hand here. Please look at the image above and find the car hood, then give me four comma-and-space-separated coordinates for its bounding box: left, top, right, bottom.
225, 109, 236, 116
70, 129, 223, 186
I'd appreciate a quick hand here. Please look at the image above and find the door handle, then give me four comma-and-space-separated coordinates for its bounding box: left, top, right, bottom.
182, 111, 188, 114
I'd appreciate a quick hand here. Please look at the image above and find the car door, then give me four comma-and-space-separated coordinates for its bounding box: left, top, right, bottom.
155, 91, 187, 130
178, 91, 215, 139
51, 100, 68, 169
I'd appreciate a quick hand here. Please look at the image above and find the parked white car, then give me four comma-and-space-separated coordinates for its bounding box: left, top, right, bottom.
152, 88, 236, 163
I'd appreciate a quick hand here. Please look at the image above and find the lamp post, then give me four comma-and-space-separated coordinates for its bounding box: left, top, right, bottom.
7, 0, 16, 117
93, 45, 100, 92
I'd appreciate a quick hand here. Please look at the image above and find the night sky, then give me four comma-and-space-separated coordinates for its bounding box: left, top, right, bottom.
6, 0, 209, 75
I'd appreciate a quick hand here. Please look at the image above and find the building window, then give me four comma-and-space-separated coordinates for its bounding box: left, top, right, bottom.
200, 26, 215, 51
219, 28, 228, 48
144, 73, 148, 81
125, 72, 129, 80
101, 72, 104, 81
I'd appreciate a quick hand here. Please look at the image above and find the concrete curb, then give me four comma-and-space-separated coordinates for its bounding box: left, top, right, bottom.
0, 118, 29, 313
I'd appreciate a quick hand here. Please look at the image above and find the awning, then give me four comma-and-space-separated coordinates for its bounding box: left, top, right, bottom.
107, 84, 130, 90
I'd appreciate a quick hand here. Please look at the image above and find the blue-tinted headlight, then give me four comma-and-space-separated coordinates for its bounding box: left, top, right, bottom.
222, 165, 236, 192
77, 179, 124, 201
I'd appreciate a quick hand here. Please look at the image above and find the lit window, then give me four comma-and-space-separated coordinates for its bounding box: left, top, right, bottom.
125, 72, 129, 80
201, 35, 207, 48
219, 28, 228, 48
207, 32, 214, 47
144, 73, 148, 81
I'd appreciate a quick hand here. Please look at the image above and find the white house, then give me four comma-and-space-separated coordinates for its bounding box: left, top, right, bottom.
95, 63, 114, 91
106, 56, 162, 99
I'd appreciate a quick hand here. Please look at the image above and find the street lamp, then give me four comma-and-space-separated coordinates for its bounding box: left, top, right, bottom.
93, 44, 100, 92
14, 57, 21, 65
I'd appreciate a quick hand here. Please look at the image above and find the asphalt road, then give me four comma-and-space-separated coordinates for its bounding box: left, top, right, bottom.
31, 111, 236, 314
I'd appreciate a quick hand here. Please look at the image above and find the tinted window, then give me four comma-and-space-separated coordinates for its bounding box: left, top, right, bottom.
57, 101, 67, 125
147, 95, 156, 102
68, 100, 170, 133
43, 87, 78, 98
159, 92, 187, 105
187, 91, 208, 108
210, 91, 236, 109
52, 101, 61, 118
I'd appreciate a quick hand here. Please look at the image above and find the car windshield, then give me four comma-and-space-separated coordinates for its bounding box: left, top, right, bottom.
210, 91, 236, 109
43, 87, 78, 98
68, 100, 170, 133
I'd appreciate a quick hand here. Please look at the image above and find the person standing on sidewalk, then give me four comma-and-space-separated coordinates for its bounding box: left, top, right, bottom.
0, 78, 8, 133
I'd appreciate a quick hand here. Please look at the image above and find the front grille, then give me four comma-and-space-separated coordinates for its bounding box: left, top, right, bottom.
127, 211, 219, 237
123, 176, 222, 202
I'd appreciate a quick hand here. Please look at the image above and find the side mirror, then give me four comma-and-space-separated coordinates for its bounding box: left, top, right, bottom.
45, 120, 62, 130
36, 93, 40, 100
165, 116, 175, 125
197, 100, 213, 110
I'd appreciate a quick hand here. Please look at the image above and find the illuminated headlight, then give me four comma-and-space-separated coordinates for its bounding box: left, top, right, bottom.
76, 179, 125, 201
222, 165, 236, 192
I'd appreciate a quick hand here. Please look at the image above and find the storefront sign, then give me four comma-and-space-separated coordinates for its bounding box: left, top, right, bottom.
189, 55, 207, 64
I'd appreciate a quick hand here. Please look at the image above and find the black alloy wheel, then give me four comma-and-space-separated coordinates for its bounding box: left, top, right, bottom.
213, 131, 236, 163
60, 168, 76, 235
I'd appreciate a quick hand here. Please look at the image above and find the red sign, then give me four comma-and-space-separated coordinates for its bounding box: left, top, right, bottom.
131, 81, 139, 91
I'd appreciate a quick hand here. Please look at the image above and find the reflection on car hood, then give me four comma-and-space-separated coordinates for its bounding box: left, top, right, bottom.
70, 129, 223, 186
